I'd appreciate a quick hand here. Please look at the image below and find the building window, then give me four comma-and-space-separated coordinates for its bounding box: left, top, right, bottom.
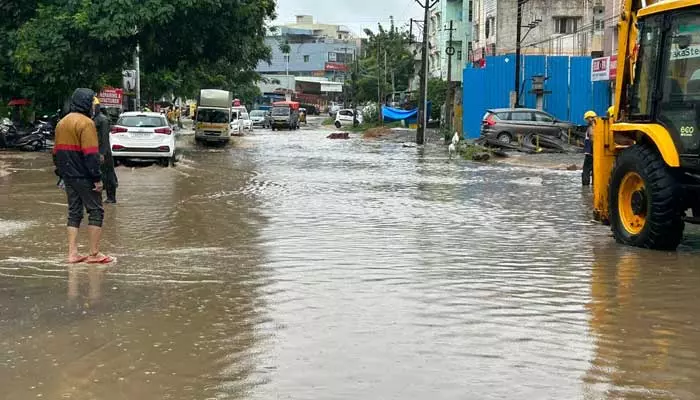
328, 52, 337, 62
594, 19, 605, 31
303, 55, 310, 63
456, 9, 463, 21
338, 34, 342, 39
467, 41, 473, 61
554, 17, 579, 34
457, 50, 462, 61
468, 0, 473, 22
490, 43, 496, 55
475, 23, 480, 40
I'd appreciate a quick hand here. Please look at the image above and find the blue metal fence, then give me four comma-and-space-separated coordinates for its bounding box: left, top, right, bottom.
462, 54, 611, 139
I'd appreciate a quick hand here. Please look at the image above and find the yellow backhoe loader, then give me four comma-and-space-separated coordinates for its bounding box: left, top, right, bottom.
594, 0, 700, 250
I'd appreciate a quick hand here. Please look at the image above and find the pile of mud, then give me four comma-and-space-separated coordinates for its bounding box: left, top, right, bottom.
362, 126, 392, 139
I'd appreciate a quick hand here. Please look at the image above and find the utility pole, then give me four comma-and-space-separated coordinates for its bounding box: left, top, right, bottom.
135, 42, 141, 110
377, 37, 383, 124
384, 50, 388, 107
416, 0, 439, 144
514, 0, 525, 108
445, 20, 456, 132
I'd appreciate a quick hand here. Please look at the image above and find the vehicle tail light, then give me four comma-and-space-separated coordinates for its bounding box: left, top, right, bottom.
112, 144, 125, 151
158, 146, 170, 152
154, 127, 172, 135
111, 126, 128, 134
484, 114, 496, 126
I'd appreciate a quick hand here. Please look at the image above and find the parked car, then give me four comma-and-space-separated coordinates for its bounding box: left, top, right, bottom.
250, 110, 269, 128
110, 112, 176, 166
334, 109, 362, 128
230, 108, 244, 135
480, 108, 576, 144
328, 103, 341, 118
241, 111, 253, 132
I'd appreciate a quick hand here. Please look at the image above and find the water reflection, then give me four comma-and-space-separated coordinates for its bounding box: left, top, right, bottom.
67, 265, 106, 305
585, 245, 700, 399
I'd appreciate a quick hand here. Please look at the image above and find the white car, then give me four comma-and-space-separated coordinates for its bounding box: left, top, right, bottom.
334, 109, 363, 128
230, 109, 244, 135
110, 112, 175, 166
241, 111, 253, 131
249, 110, 268, 128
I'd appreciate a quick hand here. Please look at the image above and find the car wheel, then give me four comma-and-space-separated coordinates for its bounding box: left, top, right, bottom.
159, 158, 170, 167
497, 132, 512, 144
335, 121, 341, 129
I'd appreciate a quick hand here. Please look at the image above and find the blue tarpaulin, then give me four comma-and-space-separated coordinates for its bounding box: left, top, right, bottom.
382, 103, 431, 123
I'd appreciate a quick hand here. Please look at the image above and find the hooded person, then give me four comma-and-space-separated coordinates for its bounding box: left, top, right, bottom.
54, 88, 114, 264
93, 100, 118, 203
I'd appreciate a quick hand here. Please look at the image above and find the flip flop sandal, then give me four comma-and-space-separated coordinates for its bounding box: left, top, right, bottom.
68, 256, 88, 264
87, 255, 115, 264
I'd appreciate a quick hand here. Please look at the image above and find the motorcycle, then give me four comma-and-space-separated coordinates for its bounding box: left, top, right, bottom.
0, 118, 46, 151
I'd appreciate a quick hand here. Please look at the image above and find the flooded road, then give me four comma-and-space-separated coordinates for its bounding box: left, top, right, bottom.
2, 118, 700, 399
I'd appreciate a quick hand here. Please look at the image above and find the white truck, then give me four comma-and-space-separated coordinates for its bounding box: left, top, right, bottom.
194, 89, 234, 144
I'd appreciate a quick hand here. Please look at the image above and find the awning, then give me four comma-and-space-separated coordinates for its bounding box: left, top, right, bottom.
8, 99, 31, 106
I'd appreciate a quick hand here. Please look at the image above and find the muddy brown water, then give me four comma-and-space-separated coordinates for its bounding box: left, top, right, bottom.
1, 119, 700, 399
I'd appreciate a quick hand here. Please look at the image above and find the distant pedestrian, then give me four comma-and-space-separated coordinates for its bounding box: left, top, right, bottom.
93, 100, 118, 203
582, 110, 596, 186
53, 88, 113, 264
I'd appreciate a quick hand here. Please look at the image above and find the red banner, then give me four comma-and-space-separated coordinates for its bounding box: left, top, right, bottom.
325, 62, 349, 72
98, 88, 123, 107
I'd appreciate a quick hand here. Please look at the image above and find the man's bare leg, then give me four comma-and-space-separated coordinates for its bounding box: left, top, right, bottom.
86, 225, 102, 259
67, 227, 83, 263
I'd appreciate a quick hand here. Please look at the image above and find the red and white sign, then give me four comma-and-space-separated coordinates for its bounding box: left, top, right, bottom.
98, 88, 123, 107
609, 55, 617, 80
324, 62, 349, 72
591, 57, 610, 81
592, 56, 617, 81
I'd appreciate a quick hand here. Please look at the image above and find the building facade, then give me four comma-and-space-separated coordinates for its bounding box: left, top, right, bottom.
428, 0, 476, 82
471, 0, 604, 61
256, 16, 359, 82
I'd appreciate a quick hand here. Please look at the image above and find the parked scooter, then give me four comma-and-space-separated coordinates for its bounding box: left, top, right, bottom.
0, 118, 46, 151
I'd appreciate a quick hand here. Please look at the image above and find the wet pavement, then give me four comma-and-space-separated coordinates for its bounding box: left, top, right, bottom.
1, 117, 700, 399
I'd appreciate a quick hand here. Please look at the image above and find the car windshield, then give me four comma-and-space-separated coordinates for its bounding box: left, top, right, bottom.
196, 109, 229, 123
250, 111, 265, 117
272, 107, 290, 116
117, 116, 166, 128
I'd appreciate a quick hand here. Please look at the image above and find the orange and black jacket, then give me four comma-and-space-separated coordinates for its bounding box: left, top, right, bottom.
53, 112, 101, 182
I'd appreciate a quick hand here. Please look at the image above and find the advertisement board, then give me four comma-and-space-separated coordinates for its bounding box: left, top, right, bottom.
98, 88, 123, 108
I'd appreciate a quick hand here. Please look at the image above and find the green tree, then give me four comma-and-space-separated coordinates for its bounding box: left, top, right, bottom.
3, 0, 276, 110
427, 78, 447, 121
350, 20, 415, 104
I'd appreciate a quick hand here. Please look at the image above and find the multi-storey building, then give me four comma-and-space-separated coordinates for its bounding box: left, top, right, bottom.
256, 16, 359, 82
470, 0, 603, 62
427, 0, 476, 82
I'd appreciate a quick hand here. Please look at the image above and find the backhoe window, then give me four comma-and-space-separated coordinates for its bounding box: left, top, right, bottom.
629, 18, 662, 119
658, 9, 700, 155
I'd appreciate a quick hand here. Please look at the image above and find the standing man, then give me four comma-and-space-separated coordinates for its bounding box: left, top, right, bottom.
93, 100, 118, 203
582, 110, 596, 186
54, 88, 113, 264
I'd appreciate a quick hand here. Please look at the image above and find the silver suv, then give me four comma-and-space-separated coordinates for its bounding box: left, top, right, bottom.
481, 108, 576, 144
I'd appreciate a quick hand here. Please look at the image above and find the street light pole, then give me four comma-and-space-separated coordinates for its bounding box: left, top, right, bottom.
135, 42, 141, 110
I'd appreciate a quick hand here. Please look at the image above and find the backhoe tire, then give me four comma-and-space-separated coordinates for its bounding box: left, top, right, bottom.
608, 144, 685, 250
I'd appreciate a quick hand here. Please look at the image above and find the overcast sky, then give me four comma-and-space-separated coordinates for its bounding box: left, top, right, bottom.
275, 0, 423, 36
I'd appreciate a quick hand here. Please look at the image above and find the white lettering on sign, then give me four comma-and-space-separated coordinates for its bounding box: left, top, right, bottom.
670, 45, 700, 60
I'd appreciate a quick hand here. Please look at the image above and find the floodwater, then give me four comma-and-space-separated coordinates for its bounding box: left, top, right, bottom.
1, 117, 700, 400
